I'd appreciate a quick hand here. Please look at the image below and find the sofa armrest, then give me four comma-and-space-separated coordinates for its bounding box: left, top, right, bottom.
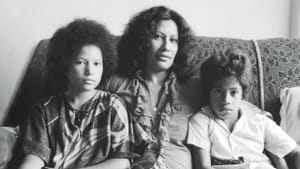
0, 126, 19, 169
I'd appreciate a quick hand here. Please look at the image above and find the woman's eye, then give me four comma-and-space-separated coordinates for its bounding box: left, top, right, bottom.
94, 62, 102, 66
170, 38, 178, 43
153, 34, 162, 40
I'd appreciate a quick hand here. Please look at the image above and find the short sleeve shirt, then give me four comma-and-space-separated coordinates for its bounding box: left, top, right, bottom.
21, 90, 131, 169
187, 105, 296, 169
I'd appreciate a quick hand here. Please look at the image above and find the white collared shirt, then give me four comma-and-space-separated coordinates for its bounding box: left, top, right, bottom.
187, 102, 296, 169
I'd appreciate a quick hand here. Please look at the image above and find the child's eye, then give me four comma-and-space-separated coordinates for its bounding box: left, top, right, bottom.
213, 89, 222, 95
230, 90, 239, 96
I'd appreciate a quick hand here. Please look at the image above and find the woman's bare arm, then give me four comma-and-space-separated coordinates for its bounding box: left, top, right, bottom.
82, 158, 130, 169
18, 154, 44, 169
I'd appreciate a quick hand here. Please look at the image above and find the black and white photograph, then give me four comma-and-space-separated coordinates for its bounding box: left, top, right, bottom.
0, 0, 300, 169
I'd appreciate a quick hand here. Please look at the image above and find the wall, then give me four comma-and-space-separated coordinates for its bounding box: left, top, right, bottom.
0, 0, 293, 125
290, 0, 300, 37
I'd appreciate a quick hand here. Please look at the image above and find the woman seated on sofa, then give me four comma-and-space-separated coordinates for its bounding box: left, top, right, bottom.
187, 48, 300, 169
103, 5, 200, 169
18, 18, 132, 169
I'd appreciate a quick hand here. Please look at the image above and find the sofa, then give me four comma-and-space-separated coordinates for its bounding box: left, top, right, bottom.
1, 36, 300, 169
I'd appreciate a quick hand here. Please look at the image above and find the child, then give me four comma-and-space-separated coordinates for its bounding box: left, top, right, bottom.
187, 48, 300, 169
18, 19, 131, 169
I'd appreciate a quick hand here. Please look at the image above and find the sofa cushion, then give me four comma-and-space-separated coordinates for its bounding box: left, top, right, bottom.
279, 87, 300, 144
0, 127, 19, 169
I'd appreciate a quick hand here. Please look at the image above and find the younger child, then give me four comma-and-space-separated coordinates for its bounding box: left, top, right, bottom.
187, 48, 300, 169
18, 19, 131, 169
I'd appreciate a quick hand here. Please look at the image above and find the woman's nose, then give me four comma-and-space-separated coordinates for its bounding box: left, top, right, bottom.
162, 39, 171, 51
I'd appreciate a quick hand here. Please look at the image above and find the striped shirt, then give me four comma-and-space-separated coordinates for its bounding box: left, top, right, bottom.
21, 90, 131, 169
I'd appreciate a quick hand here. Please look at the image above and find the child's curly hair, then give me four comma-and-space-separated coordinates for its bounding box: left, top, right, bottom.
200, 48, 252, 103
46, 18, 116, 93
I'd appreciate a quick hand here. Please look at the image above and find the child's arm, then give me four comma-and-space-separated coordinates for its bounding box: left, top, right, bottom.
265, 151, 289, 169
18, 154, 44, 169
285, 145, 300, 169
191, 145, 213, 169
81, 158, 130, 169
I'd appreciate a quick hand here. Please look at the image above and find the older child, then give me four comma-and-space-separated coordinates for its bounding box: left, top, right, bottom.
187, 48, 300, 169
18, 19, 131, 169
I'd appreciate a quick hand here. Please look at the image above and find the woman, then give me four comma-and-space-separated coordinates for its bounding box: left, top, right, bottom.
18, 19, 131, 169
103, 5, 199, 169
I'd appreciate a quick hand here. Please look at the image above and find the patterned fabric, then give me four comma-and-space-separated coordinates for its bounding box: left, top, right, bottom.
257, 38, 300, 123
151, 156, 169, 169
21, 90, 131, 169
103, 72, 194, 169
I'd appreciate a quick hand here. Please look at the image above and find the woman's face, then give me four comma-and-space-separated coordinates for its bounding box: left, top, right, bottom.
145, 19, 179, 73
67, 45, 103, 93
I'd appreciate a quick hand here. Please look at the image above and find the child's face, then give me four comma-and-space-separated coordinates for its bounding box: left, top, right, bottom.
67, 45, 103, 93
209, 76, 243, 120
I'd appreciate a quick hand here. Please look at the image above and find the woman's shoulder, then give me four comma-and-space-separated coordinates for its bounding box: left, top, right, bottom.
96, 91, 129, 123
96, 90, 127, 110
102, 73, 135, 92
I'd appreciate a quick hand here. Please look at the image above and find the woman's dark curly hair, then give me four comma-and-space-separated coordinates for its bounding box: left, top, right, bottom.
117, 5, 197, 82
200, 48, 252, 103
46, 18, 116, 93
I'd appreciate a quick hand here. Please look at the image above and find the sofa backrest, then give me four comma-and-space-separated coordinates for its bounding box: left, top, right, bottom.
257, 38, 300, 122
4, 36, 300, 126
192, 37, 300, 123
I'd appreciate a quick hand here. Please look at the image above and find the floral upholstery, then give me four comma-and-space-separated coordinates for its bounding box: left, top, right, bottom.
4, 36, 300, 126
258, 38, 300, 123
192, 37, 300, 124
